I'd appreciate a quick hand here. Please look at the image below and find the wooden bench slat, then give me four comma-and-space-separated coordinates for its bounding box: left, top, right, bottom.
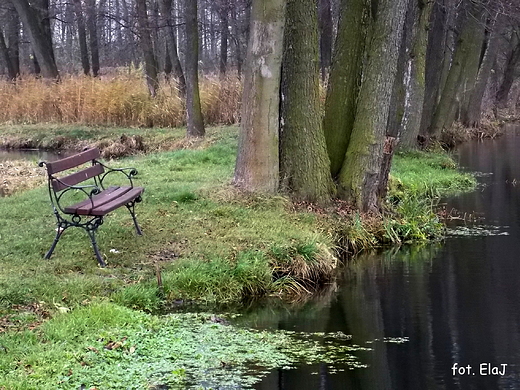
64, 186, 143, 216
63, 185, 122, 214
52, 164, 105, 192
89, 187, 144, 216
46, 148, 101, 175
75, 186, 131, 214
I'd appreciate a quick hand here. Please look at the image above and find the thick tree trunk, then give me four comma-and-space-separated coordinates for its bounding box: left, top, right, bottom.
36, 0, 54, 60
280, 0, 334, 203
86, 0, 100, 77
185, 0, 205, 137
136, 0, 160, 97
496, 30, 520, 110
400, 0, 434, 149
322, 0, 368, 178
73, 0, 90, 75
318, 0, 333, 81
338, 0, 409, 212
464, 14, 503, 127
160, 0, 186, 96
428, 2, 486, 137
233, 0, 285, 193
10, 0, 59, 79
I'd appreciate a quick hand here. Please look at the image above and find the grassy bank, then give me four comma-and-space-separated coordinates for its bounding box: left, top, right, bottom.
0, 125, 476, 308
0, 125, 475, 388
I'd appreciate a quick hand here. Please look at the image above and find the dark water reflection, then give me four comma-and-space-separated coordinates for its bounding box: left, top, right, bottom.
245, 127, 520, 389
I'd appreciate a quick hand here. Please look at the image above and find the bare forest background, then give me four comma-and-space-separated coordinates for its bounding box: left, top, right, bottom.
1, 0, 520, 210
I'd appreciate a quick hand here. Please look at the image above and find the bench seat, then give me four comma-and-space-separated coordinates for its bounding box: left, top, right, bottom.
64, 185, 144, 216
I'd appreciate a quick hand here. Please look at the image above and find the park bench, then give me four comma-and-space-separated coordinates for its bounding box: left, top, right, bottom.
39, 148, 144, 267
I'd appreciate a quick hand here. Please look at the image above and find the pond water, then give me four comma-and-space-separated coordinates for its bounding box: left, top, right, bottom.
0, 148, 70, 162
239, 125, 520, 389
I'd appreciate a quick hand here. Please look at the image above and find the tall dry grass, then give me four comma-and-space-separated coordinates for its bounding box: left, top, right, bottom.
0, 70, 242, 128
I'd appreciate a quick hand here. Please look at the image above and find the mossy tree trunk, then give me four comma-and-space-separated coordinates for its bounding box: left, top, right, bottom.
280, 0, 334, 204
233, 0, 285, 193
378, 0, 418, 198
428, 2, 486, 137
322, 0, 368, 178
459, 10, 487, 126
399, 0, 434, 150
338, 0, 409, 212
185, 0, 205, 138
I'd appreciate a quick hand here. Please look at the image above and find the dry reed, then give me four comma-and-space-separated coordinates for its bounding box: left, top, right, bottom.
0, 71, 242, 128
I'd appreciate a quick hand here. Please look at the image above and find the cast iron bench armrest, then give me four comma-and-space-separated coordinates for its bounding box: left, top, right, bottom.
53, 180, 101, 215
95, 161, 138, 188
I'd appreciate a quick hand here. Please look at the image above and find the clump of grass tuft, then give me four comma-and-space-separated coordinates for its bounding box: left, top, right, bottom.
383, 196, 443, 244
200, 74, 242, 125
162, 250, 272, 303
0, 160, 46, 196
111, 283, 162, 312
336, 213, 378, 253
269, 242, 338, 292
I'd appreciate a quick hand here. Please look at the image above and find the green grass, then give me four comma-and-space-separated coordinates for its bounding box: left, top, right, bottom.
0, 125, 477, 387
390, 150, 476, 198
0, 125, 337, 315
384, 149, 477, 243
0, 128, 477, 313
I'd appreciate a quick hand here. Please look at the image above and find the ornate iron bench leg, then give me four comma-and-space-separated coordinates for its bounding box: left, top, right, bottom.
44, 226, 67, 259
85, 228, 106, 267
84, 217, 106, 267
126, 198, 143, 236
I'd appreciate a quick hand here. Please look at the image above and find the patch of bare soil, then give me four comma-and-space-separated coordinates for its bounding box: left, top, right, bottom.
0, 160, 46, 196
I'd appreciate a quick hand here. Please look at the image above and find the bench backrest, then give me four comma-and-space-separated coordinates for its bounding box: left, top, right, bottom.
45, 148, 104, 192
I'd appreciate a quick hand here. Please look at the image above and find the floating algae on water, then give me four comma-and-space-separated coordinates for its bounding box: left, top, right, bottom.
50, 311, 395, 389
446, 224, 510, 237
